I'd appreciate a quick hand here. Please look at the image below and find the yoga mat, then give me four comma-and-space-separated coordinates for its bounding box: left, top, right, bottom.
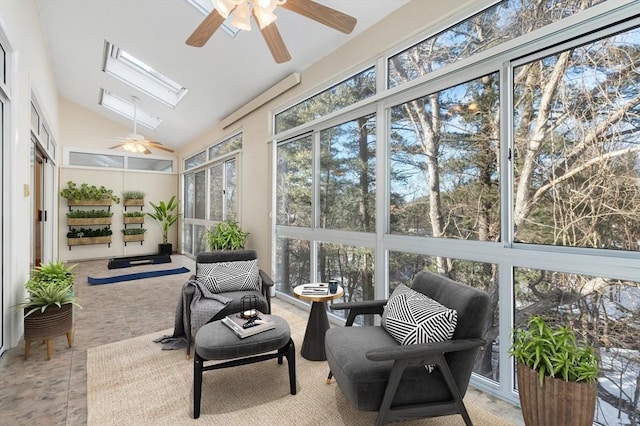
87, 267, 190, 285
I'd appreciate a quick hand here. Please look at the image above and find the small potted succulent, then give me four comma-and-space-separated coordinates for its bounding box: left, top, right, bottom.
510, 316, 599, 426
14, 261, 81, 360
205, 219, 249, 250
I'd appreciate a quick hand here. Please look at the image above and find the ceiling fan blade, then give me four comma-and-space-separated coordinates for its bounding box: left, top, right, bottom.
109, 143, 126, 149
258, 22, 291, 64
281, 0, 357, 34
142, 147, 152, 155
186, 8, 227, 47
146, 142, 175, 153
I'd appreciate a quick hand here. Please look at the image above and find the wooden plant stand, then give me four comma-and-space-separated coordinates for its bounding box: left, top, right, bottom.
24, 304, 73, 360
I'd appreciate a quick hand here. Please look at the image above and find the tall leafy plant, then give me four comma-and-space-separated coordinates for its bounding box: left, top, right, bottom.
15, 261, 81, 317
206, 220, 249, 250
146, 196, 180, 244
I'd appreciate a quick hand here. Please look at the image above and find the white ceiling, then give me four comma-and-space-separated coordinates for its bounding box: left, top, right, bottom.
36, 0, 410, 151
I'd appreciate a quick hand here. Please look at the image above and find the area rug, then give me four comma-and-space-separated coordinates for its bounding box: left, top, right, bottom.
87, 307, 515, 426
87, 266, 190, 285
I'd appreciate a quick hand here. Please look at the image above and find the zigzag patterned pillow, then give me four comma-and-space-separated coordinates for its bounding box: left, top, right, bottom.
382, 284, 457, 371
197, 259, 260, 293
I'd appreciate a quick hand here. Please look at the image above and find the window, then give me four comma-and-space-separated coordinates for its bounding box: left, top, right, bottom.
320, 115, 376, 232
69, 152, 124, 168
388, 0, 607, 88
99, 89, 162, 130
276, 135, 312, 227
275, 67, 376, 133
512, 26, 640, 251
102, 41, 187, 108
389, 73, 500, 240
272, 0, 638, 417
182, 133, 243, 254
66, 149, 174, 172
184, 151, 207, 171
127, 157, 173, 172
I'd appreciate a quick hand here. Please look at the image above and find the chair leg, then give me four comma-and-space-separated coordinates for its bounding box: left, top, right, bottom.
374, 359, 408, 426
193, 352, 203, 419
66, 331, 73, 348
46, 339, 53, 360
326, 371, 333, 384
286, 339, 296, 395
437, 356, 473, 426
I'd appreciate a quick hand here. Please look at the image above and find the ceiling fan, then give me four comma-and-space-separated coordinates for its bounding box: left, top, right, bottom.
186, 0, 357, 63
109, 97, 175, 155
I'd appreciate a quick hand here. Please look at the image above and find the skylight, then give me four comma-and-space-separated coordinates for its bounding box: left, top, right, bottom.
185, 0, 240, 37
102, 41, 188, 108
99, 89, 162, 130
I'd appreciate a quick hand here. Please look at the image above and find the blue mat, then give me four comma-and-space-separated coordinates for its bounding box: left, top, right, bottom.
87, 266, 190, 285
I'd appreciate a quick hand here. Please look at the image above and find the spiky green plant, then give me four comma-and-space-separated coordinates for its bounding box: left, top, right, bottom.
15, 261, 81, 317
146, 196, 180, 244
510, 316, 599, 385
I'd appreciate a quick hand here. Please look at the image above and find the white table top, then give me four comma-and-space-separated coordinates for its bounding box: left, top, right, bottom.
293, 283, 344, 303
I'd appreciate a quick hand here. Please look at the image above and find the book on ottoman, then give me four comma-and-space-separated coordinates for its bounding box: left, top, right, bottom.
222, 311, 276, 338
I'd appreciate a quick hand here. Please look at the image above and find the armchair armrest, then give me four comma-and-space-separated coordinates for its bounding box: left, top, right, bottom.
258, 269, 273, 314
330, 299, 387, 326
366, 338, 486, 362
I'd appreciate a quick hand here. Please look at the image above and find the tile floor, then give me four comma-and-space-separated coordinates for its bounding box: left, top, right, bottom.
0, 255, 523, 425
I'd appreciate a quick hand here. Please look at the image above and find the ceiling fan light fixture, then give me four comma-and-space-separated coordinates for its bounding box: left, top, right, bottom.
231, 2, 252, 31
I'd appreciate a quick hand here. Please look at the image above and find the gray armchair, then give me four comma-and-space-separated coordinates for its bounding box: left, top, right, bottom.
324, 271, 490, 426
184, 250, 273, 357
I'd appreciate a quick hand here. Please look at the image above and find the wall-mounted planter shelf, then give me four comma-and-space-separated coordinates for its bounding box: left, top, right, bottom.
123, 199, 144, 211
67, 217, 112, 226
67, 200, 113, 208
123, 217, 144, 225
123, 234, 145, 246
68, 236, 112, 247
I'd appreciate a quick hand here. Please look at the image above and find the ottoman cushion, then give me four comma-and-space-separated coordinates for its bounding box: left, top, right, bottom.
195, 315, 291, 360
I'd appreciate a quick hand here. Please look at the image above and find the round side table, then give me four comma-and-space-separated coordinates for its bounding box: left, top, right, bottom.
293, 283, 344, 361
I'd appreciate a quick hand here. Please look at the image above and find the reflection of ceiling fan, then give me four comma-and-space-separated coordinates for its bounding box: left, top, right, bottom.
186, 0, 357, 63
109, 97, 175, 155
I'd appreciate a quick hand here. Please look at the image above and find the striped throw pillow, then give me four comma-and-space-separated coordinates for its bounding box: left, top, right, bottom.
382, 284, 457, 371
197, 259, 260, 293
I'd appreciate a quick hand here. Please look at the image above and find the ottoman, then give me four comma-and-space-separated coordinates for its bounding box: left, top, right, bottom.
193, 314, 296, 418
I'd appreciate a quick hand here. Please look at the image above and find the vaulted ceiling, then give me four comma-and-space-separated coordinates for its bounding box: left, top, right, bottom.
36, 0, 410, 151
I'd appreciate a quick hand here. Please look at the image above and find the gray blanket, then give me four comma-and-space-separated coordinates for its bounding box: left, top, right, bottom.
154, 279, 231, 350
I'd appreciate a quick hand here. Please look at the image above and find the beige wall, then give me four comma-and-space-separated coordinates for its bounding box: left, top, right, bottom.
178, 0, 474, 275
58, 98, 179, 262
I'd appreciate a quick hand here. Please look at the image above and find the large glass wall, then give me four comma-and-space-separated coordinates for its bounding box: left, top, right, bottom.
273, 0, 639, 418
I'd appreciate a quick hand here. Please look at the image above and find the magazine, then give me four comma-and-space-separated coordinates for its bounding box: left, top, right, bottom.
222, 311, 275, 338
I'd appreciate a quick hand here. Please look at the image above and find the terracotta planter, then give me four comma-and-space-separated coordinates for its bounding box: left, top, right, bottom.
24, 304, 73, 360
517, 362, 597, 426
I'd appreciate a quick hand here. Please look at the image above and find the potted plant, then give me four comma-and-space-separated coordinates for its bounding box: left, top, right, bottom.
123, 211, 145, 224
60, 181, 120, 205
66, 209, 113, 226
510, 316, 599, 426
146, 195, 180, 255
205, 219, 249, 250
14, 261, 81, 360
66, 227, 113, 246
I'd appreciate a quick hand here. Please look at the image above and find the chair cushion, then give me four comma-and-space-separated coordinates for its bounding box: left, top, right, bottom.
197, 259, 260, 293
382, 284, 457, 347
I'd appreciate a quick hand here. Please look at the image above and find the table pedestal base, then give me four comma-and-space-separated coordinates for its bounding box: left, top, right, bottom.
301, 301, 330, 361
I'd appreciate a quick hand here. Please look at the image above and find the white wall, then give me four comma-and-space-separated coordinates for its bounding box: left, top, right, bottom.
0, 0, 60, 348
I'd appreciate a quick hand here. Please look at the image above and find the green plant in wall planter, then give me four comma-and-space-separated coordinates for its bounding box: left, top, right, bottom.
510, 316, 599, 426
205, 219, 249, 250
146, 195, 180, 255
13, 261, 81, 360
60, 181, 120, 204
122, 190, 146, 206
121, 228, 146, 235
